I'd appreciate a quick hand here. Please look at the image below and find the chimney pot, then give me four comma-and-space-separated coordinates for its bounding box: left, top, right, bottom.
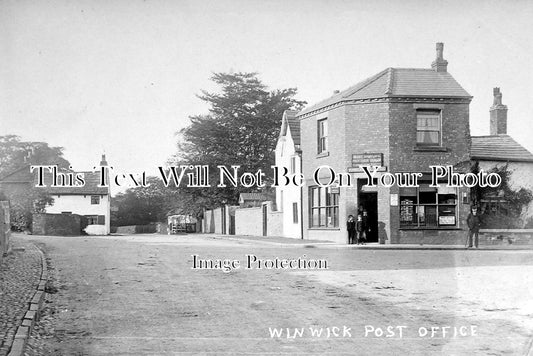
100, 154, 108, 166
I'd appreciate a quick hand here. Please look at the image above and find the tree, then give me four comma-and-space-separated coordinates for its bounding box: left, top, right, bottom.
172, 72, 305, 214
0, 135, 68, 230
112, 177, 181, 226
472, 162, 533, 228
10, 190, 54, 231
0, 135, 71, 178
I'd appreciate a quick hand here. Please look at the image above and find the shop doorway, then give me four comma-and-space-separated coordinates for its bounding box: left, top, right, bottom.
359, 192, 378, 243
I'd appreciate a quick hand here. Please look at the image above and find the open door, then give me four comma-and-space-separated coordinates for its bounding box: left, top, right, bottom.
359, 192, 378, 243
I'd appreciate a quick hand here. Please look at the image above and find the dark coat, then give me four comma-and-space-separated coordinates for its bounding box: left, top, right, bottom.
467, 213, 481, 232
356, 220, 364, 232
347, 220, 356, 231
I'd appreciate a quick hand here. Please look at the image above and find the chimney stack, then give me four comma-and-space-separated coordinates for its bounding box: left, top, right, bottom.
490, 87, 507, 135
100, 154, 108, 166
431, 42, 448, 73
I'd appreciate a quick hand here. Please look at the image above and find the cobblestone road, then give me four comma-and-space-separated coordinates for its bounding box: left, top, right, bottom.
17, 234, 533, 355
0, 237, 42, 356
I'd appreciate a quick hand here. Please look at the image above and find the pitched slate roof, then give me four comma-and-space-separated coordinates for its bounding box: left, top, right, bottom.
36, 171, 109, 195
298, 67, 471, 116
279, 110, 300, 146
0, 165, 33, 183
471, 135, 533, 162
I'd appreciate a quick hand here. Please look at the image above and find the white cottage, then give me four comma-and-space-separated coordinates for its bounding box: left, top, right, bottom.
274, 110, 302, 238
471, 88, 533, 226
42, 155, 111, 235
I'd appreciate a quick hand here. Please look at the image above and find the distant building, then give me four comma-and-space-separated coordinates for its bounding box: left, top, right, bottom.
274, 110, 302, 238
471, 88, 533, 226
0, 155, 111, 235
238, 192, 273, 208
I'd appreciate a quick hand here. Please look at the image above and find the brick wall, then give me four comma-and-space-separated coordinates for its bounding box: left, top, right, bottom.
480, 229, 533, 245
0, 201, 11, 260
300, 106, 346, 241
32, 213, 83, 236
235, 206, 262, 236
389, 100, 471, 243
345, 102, 391, 243
388, 101, 471, 172
234, 202, 283, 237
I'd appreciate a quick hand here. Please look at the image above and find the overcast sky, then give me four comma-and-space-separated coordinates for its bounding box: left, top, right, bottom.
1, 0, 532, 180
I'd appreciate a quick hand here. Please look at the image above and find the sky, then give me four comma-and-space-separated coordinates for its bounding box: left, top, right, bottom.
1, 0, 532, 184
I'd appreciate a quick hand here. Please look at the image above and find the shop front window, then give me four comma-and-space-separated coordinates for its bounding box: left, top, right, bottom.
400, 177, 457, 228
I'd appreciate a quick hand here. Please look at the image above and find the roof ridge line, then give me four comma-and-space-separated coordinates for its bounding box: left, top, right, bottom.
385, 68, 394, 95
342, 67, 391, 99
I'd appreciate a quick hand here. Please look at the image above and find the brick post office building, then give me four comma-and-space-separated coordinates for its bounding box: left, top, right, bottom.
298, 43, 473, 244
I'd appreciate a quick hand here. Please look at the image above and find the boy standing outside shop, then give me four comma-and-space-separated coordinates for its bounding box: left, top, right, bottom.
347, 215, 356, 244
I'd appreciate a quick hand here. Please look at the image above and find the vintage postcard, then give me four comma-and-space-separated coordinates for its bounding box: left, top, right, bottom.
1, 1, 532, 355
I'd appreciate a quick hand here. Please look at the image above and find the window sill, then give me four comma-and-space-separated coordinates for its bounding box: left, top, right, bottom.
413, 146, 448, 152
309, 227, 340, 231
399, 227, 462, 231
316, 151, 329, 158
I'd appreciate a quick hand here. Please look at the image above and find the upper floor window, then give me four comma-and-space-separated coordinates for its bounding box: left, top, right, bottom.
317, 119, 328, 153
290, 156, 297, 174
416, 110, 441, 146
91, 195, 100, 205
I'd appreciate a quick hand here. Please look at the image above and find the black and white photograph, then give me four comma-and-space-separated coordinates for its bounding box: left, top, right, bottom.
1, 1, 533, 355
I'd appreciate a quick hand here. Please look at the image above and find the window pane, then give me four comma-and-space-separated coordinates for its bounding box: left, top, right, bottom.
400, 197, 417, 226
312, 188, 319, 207
417, 131, 439, 144
320, 188, 326, 207
312, 208, 319, 227
319, 208, 326, 227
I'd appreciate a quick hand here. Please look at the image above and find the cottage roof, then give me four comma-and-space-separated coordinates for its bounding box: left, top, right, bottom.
239, 192, 272, 202
0, 165, 33, 183
36, 171, 110, 195
298, 67, 471, 116
279, 110, 300, 146
471, 135, 533, 162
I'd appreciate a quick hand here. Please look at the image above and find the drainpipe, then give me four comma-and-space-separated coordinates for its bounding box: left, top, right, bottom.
299, 151, 304, 239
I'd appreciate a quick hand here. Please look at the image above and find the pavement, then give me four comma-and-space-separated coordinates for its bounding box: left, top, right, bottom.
208, 233, 533, 250
0, 236, 44, 356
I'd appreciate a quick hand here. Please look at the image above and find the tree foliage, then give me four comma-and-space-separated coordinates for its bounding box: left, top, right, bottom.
0, 135, 70, 178
111, 177, 181, 226
172, 72, 305, 214
0, 135, 67, 230
472, 162, 533, 228
10, 190, 54, 231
